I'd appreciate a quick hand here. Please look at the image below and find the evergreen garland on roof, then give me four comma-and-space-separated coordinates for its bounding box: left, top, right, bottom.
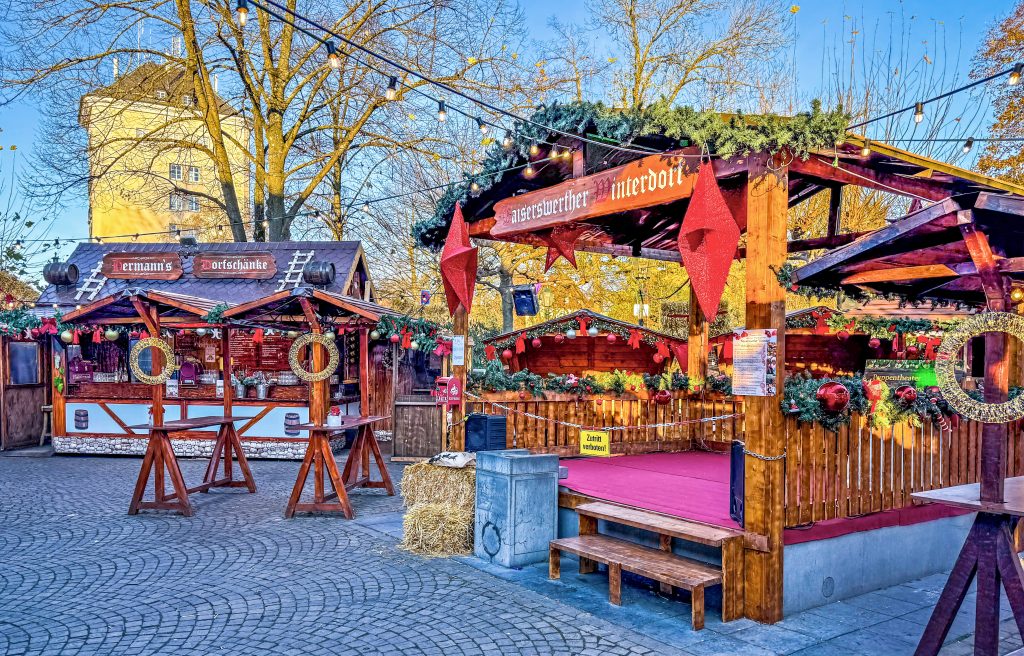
415, 99, 850, 251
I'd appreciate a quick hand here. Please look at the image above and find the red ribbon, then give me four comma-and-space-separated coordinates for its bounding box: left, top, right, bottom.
655, 341, 670, 359
72, 329, 81, 345
515, 334, 526, 354
576, 315, 589, 333
40, 318, 58, 335
925, 337, 942, 360
253, 328, 264, 344
92, 326, 103, 343
627, 328, 642, 349
863, 379, 885, 414
485, 344, 497, 360
433, 339, 453, 357
400, 327, 412, 349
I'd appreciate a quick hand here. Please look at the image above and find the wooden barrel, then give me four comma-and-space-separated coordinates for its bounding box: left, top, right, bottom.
284, 412, 301, 437
74, 409, 89, 430
302, 261, 336, 286
43, 261, 80, 286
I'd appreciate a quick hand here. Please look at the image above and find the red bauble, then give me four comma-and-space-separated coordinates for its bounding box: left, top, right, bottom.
389, 334, 400, 344
789, 284, 799, 291
531, 337, 542, 348
895, 385, 918, 404
837, 330, 850, 341
629, 385, 637, 392
653, 353, 665, 364
906, 345, 920, 358
606, 333, 617, 344
554, 334, 565, 344
501, 348, 514, 360
518, 391, 527, 400
789, 401, 799, 412
654, 390, 672, 405
596, 399, 604, 405
29, 327, 40, 339
868, 337, 881, 349
815, 381, 851, 414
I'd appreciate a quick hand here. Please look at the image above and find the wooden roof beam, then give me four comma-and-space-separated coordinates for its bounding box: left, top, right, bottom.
789, 156, 950, 201
958, 210, 1008, 311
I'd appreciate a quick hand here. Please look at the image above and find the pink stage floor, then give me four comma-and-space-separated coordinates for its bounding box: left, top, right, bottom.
559, 451, 971, 544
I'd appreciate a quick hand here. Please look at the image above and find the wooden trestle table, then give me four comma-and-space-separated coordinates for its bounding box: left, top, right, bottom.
127, 416, 257, 517
285, 415, 395, 519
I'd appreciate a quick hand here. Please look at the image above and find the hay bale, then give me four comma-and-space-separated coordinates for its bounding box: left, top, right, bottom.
400, 462, 475, 509
399, 503, 474, 557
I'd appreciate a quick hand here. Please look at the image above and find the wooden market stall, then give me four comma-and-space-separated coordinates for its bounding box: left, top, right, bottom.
418, 101, 1024, 624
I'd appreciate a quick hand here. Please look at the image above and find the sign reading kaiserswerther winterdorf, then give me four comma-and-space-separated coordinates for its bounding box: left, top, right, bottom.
193, 252, 278, 279
490, 151, 695, 238
101, 253, 183, 280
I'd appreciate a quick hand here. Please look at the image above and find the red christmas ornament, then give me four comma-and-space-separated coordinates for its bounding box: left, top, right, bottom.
790, 284, 799, 292
596, 399, 604, 405
868, 337, 881, 349
29, 327, 40, 339
789, 401, 799, 412
531, 337, 542, 348
895, 385, 918, 404
389, 334, 400, 344
554, 334, 565, 344
629, 385, 637, 392
654, 389, 672, 405
906, 345, 920, 358
837, 330, 850, 341
439, 203, 478, 316
653, 353, 665, 364
815, 381, 851, 414
501, 348, 514, 360
606, 333, 617, 344
518, 391, 527, 400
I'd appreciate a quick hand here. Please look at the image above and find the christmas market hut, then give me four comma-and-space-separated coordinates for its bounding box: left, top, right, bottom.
417, 99, 1024, 625
35, 240, 433, 460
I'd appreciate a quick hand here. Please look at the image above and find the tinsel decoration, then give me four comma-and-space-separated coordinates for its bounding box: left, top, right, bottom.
288, 333, 340, 383
129, 337, 177, 385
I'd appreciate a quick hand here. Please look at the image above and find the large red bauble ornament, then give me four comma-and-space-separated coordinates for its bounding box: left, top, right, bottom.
895, 385, 918, 404
389, 334, 400, 344
554, 334, 564, 344
906, 345, 920, 358
815, 381, 851, 414
868, 337, 881, 349
654, 389, 672, 405
531, 337, 542, 348
606, 333, 617, 344
653, 353, 665, 364
629, 385, 637, 392
518, 391, 527, 400
501, 348, 514, 360
837, 330, 850, 341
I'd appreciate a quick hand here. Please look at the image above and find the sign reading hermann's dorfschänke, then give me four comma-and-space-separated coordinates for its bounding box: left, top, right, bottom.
101, 253, 183, 280
490, 151, 696, 238
193, 252, 277, 279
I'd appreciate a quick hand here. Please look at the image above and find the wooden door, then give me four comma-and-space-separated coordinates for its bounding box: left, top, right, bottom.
1, 338, 49, 450
392, 394, 444, 460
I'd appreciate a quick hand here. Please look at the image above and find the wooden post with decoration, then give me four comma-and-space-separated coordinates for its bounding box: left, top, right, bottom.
451, 305, 469, 451
742, 153, 789, 624
687, 284, 709, 388
222, 327, 233, 416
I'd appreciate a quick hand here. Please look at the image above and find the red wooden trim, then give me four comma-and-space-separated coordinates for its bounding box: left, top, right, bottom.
297, 297, 321, 333
221, 290, 293, 319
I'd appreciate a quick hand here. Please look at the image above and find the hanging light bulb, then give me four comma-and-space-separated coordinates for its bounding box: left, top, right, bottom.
476, 117, 488, 135
217, 224, 225, 235
12, 240, 22, 251
562, 148, 573, 160
502, 132, 513, 150
362, 202, 370, 213
175, 228, 182, 238
437, 100, 447, 122
1012, 286, 1024, 303
529, 141, 539, 156
860, 139, 871, 157
962, 137, 975, 154
1010, 63, 1023, 86
913, 102, 924, 124
132, 233, 139, 242
523, 163, 535, 178
550, 146, 561, 159
95, 236, 103, 244
235, 0, 248, 26
385, 76, 398, 100
470, 181, 481, 194
325, 41, 341, 69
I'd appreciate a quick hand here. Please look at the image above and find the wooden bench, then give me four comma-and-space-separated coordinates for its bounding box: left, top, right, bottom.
548, 501, 746, 628
549, 534, 720, 629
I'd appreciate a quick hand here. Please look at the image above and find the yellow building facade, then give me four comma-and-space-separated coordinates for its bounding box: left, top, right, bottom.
79, 63, 250, 242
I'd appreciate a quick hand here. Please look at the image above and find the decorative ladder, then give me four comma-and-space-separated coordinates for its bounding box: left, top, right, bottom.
276, 250, 315, 291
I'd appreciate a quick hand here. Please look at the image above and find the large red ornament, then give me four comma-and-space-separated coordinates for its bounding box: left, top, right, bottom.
554, 334, 565, 344
531, 337, 542, 348
654, 389, 672, 405
895, 385, 918, 404
439, 203, 478, 316
676, 162, 740, 319
868, 337, 881, 349
606, 333, 617, 344
816, 381, 851, 414
653, 353, 665, 364
837, 330, 850, 341
390, 333, 400, 344
501, 349, 514, 360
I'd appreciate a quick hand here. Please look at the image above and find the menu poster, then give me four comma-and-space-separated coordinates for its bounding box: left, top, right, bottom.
229, 331, 260, 369
258, 335, 292, 370
732, 329, 778, 396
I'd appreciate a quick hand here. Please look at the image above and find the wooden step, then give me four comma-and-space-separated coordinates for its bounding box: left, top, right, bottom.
550, 534, 722, 589
576, 501, 742, 547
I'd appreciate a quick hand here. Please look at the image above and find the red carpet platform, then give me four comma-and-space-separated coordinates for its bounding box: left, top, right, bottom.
559, 451, 971, 543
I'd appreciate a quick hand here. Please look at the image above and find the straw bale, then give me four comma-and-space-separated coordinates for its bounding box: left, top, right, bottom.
400, 462, 476, 509
399, 503, 474, 557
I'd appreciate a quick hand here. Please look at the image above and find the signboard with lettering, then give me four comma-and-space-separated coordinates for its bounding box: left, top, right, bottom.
864, 359, 945, 389
579, 429, 610, 457
193, 252, 277, 279
490, 151, 695, 238
101, 253, 182, 280
432, 376, 462, 408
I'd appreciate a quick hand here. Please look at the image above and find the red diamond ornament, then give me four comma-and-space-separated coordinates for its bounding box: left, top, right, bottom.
677, 163, 740, 319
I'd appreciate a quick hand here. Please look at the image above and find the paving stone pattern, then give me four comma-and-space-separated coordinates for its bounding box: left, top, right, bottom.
1, 455, 1023, 655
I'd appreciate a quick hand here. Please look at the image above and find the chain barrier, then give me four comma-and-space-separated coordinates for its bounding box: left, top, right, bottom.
464, 392, 744, 432
742, 447, 787, 461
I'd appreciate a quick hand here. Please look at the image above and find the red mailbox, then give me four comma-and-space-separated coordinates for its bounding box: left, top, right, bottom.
432, 376, 463, 408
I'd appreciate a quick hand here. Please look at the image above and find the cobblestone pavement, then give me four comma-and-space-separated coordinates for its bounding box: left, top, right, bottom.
2, 455, 1023, 655
0, 455, 684, 656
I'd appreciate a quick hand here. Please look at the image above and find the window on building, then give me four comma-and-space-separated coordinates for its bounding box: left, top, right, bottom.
188, 166, 200, 183
8, 342, 40, 385
187, 195, 200, 212
169, 163, 183, 181
155, 90, 168, 100
135, 128, 146, 139
169, 194, 184, 211
183, 95, 194, 107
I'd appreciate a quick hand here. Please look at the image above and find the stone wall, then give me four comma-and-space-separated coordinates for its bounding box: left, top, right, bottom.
53, 435, 347, 460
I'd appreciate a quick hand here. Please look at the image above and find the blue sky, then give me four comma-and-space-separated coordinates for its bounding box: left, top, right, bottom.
0, 0, 1017, 267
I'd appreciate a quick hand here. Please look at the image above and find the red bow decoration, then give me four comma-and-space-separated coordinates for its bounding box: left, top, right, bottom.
813, 314, 829, 335
925, 337, 942, 360
440, 203, 478, 316
253, 328, 264, 344
676, 162, 740, 319
400, 327, 413, 349
576, 315, 589, 333
863, 378, 886, 414
40, 318, 58, 335
515, 334, 526, 354
485, 344, 497, 361
655, 341, 671, 359
91, 326, 103, 343
433, 339, 453, 357
627, 329, 642, 349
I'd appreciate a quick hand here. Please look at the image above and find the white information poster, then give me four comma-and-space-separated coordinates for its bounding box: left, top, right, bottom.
731, 329, 778, 396
451, 335, 466, 367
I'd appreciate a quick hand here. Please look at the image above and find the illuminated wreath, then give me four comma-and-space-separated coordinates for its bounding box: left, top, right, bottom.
935, 312, 1024, 423
288, 333, 340, 383
129, 337, 177, 386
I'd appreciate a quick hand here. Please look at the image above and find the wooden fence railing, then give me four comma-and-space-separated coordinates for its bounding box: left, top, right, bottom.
464, 392, 743, 456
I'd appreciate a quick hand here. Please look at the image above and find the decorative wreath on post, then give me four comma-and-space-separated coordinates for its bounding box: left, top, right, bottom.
935, 312, 1024, 423
129, 337, 177, 386
288, 333, 340, 383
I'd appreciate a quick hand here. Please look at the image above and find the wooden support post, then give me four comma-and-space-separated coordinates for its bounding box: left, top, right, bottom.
222, 327, 232, 416
451, 305, 469, 450
359, 327, 370, 418
742, 153, 788, 623
310, 329, 328, 427
826, 185, 843, 237
149, 305, 164, 427
982, 330, 1009, 502
687, 284, 709, 388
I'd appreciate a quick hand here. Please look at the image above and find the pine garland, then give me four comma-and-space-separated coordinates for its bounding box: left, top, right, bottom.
373, 314, 444, 354
416, 100, 850, 250
0, 307, 41, 337
487, 312, 670, 350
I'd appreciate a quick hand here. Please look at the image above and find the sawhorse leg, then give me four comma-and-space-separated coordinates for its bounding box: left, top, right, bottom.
127, 431, 194, 517
197, 423, 257, 493
284, 432, 354, 519
341, 425, 396, 495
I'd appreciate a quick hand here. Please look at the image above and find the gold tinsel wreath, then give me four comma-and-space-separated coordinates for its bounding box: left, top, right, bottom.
129, 337, 177, 386
288, 333, 340, 383
935, 312, 1024, 424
